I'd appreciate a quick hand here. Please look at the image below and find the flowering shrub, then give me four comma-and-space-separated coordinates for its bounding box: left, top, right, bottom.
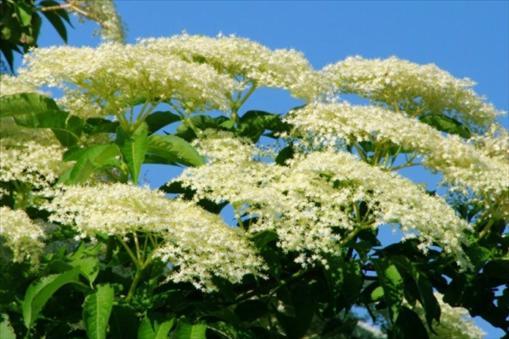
0, 29, 508, 338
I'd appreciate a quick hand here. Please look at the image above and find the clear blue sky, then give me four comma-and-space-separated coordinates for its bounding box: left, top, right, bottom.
35, 1, 508, 337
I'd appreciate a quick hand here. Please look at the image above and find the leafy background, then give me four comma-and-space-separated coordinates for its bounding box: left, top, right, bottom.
8, 1, 508, 337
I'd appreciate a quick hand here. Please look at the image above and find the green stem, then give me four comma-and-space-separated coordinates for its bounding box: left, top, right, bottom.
126, 268, 144, 302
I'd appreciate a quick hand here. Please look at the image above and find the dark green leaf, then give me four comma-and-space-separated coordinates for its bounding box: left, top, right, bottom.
175, 115, 230, 141
83, 284, 115, 339
275, 144, 294, 165
377, 263, 404, 324
238, 110, 290, 142
145, 111, 180, 134
419, 114, 471, 138
146, 134, 204, 167
392, 306, 429, 339
235, 300, 267, 322
22, 269, 80, 329
41, 10, 67, 42
84, 118, 119, 134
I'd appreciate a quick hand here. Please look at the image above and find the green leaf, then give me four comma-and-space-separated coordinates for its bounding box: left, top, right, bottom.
419, 114, 471, 138
15, 3, 33, 26
83, 284, 115, 339
238, 110, 290, 142
83, 118, 119, 134
390, 256, 440, 328
0, 314, 16, 339
377, 263, 404, 324
39, 0, 72, 24
146, 135, 204, 167
61, 144, 122, 184
116, 123, 149, 184
392, 306, 429, 339
275, 144, 294, 165
13, 109, 84, 146
22, 269, 80, 329
68, 244, 101, 284
41, 10, 67, 42
0, 93, 59, 116
174, 322, 206, 339
175, 115, 231, 141
145, 111, 180, 134
137, 316, 175, 339
371, 286, 384, 301
235, 300, 267, 322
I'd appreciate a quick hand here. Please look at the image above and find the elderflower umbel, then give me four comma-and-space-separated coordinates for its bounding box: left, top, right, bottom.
17, 42, 239, 118
0, 207, 45, 262
322, 56, 501, 128
46, 183, 264, 291
138, 34, 322, 100
286, 102, 509, 213
0, 120, 66, 189
178, 134, 471, 267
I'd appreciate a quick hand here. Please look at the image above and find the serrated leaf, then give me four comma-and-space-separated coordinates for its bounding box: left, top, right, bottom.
0, 314, 16, 339
238, 110, 290, 142
0, 93, 59, 116
146, 134, 204, 167
116, 123, 149, 184
377, 263, 404, 324
39, 0, 72, 24
22, 269, 80, 329
174, 322, 206, 339
61, 144, 122, 184
175, 115, 230, 141
145, 111, 180, 134
392, 306, 429, 339
83, 284, 114, 339
419, 114, 471, 138
41, 10, 67, 42
138, 316, 175, 339
13, 109, 83, 146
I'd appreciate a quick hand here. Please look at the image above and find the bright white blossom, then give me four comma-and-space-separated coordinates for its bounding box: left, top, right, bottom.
0, 119, 66, 189
178, 134, 471, 267
138, 34, 322, 100
286, 102, 509, 215
46, 183, 264, 291
16, 42, 239, 118
0, 207, 45, 262
322, 56, 501, 128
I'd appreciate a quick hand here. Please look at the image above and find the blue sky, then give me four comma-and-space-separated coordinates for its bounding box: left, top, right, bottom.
34, 1, 508, 337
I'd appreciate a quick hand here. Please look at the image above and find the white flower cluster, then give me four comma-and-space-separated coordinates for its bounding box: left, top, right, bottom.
287, 102, 509, 214
17, 42, 239, 118
138, 34, 321, 100
178, 134, 471, 267
0, 75, 39, 96
46, 183, 264, 291
0, 120, 66, 189
322, 56, 500, 127
0, 207, 45, 262
413, 293, 485, 339
471, 123, 509, 163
